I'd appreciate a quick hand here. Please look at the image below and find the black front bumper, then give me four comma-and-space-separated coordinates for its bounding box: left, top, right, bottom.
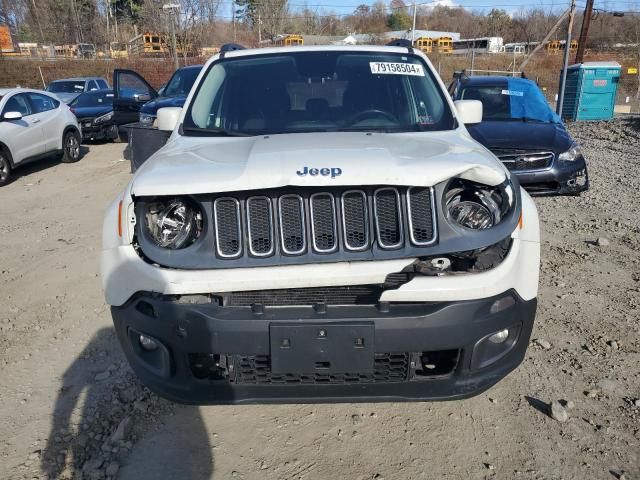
514, 157, 589, 196
79, 121, 117, 141
111, 290, 536, 404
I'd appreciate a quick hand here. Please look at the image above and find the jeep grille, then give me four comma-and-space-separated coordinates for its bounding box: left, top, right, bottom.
211, 186, 436, 259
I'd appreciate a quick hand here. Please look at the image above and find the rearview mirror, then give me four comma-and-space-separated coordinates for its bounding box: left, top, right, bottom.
2, 111, 22, 121
134, 92, 151, 102
157, 107, 182, 132
454, 100, 483, 125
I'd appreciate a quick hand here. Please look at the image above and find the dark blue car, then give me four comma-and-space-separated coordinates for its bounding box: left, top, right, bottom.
449, 75, 589, 196
69, 90, 119, 142
112, 65, 203, 128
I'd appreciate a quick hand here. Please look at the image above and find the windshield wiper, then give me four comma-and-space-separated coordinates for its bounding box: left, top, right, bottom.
336, 125, 422, 133
182, 127, 253, 137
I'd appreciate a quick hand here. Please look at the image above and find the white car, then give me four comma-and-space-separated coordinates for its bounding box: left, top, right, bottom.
101, 44, 540, 404
0, 88, 82, 186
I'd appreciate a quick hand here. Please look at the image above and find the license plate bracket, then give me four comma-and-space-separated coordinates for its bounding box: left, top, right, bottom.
270, 323, 374, 374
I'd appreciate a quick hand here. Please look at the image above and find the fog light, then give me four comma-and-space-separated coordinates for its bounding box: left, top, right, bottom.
488, 329, 509, 344
139, 334, 158, 351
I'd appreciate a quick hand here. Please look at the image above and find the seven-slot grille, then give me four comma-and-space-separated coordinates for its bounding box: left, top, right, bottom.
212, 187, 437, 259
490, 149, 555, 171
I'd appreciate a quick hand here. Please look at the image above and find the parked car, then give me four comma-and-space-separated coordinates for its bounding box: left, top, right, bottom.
69, 89, 118, 142
46, 77, 109, 104
102, 44, 541, 404
449, 74, 588, 196
112, 65, 202, 127
0, 88, 81, 186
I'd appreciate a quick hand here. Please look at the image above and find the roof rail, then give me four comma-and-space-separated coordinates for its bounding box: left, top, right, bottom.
386, 39, 413, 50
220, 43, 246, 57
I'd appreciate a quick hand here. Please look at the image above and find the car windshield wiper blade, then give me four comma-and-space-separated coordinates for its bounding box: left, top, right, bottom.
336, 125, 421, 133
182, 127, 252, 137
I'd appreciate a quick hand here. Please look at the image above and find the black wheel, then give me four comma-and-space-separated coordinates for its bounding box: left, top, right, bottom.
61, 130, 81, 163
0, 149, 12, 187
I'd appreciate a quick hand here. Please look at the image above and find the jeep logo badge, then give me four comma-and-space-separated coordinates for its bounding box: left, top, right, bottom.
296, 166, 342, 178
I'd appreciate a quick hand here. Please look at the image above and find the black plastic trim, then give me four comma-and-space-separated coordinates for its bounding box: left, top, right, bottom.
133, 181, 521, 270
111, 289, 537, 404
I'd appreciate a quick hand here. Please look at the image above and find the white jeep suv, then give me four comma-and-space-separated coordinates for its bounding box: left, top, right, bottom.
0, 88, 81, 186
101, 44, 540, 404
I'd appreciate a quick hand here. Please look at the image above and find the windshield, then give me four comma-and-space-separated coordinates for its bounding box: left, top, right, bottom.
460, 79, 560, 123
70, 90, 114, 108
47, 81, 85, 94
184, 51, 454, 136
163, 67, 201, 97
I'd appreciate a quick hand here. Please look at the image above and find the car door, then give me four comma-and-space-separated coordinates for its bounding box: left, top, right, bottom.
0, 92, 44, 164
27, 92, 62, 153
113, 69, 158, 125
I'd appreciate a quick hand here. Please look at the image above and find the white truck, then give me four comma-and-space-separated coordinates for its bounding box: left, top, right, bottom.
101, 43, 540, 404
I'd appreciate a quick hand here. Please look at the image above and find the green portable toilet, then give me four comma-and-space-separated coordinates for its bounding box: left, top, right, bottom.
559, 61, 621, 121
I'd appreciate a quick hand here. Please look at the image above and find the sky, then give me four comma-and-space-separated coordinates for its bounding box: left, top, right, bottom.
221, 0, 574, 19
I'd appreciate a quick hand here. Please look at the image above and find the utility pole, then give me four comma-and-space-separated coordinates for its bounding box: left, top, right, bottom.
232, 1, 236, 42
557, 0, 576, 115
411, 0, 417, 44
106, 0, 110, 47
574, 0, 594, 64
163, 4, 180, 70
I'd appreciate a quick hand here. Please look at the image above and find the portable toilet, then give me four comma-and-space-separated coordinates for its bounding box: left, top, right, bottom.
559, 61, 621, 121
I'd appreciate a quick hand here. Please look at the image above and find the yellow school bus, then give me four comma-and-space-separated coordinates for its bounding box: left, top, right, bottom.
436, 37, 453, 54
414, 37, 433, 54
110, 42, 128, 58
545, 40, 560, 54
274, 34, 304, 47
129, 32, 168, 56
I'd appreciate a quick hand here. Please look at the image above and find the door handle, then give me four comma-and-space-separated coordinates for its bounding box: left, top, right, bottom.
32, 119, 41, 124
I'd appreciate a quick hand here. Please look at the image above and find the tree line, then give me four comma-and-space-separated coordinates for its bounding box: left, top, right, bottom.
1, 0, 638, 51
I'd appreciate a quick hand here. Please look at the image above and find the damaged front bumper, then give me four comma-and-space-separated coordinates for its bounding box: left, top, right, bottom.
111, 289, 536, 404
514, 157, 589, 196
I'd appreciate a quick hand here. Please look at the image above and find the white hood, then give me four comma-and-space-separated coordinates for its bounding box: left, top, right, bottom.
131, 131, 508, 196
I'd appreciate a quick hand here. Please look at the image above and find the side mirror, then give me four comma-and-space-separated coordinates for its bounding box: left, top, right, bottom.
134, 92, 152, 102
454, 100, 483, 125
2, 111, 22, 121
157, 107, 182, 131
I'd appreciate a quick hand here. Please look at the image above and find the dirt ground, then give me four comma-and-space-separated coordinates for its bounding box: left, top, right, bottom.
1, 118, 639, 480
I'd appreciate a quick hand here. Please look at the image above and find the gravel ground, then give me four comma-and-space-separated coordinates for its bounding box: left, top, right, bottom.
0, 118, 639, 480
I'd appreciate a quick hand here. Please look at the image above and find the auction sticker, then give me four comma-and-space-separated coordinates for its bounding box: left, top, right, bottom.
370, 62, 425, 76
501, 89, 524, 96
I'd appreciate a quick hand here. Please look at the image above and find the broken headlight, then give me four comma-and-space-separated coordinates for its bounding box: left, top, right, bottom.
558, 143, 583, 162
445, 179, 512, 230
144, 198, 202, 249
94, 111, 114, 125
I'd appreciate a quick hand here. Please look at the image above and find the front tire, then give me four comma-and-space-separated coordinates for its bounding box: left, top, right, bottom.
0, 150, 12, 187
61, 130, 81, 163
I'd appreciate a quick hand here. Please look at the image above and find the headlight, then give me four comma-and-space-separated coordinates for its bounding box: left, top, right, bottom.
139, 113, 156, 126
445, 179, 511, 230
558, 144, 582, 162
94, 111, 113, 124
144, 198, 202, 249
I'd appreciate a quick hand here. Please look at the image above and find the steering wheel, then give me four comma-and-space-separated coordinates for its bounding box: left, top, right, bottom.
343, 109, 399, 126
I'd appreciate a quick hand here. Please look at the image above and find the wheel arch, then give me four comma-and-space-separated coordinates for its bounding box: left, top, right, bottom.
0, 141, 14, 167
60, 124, 81, 150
